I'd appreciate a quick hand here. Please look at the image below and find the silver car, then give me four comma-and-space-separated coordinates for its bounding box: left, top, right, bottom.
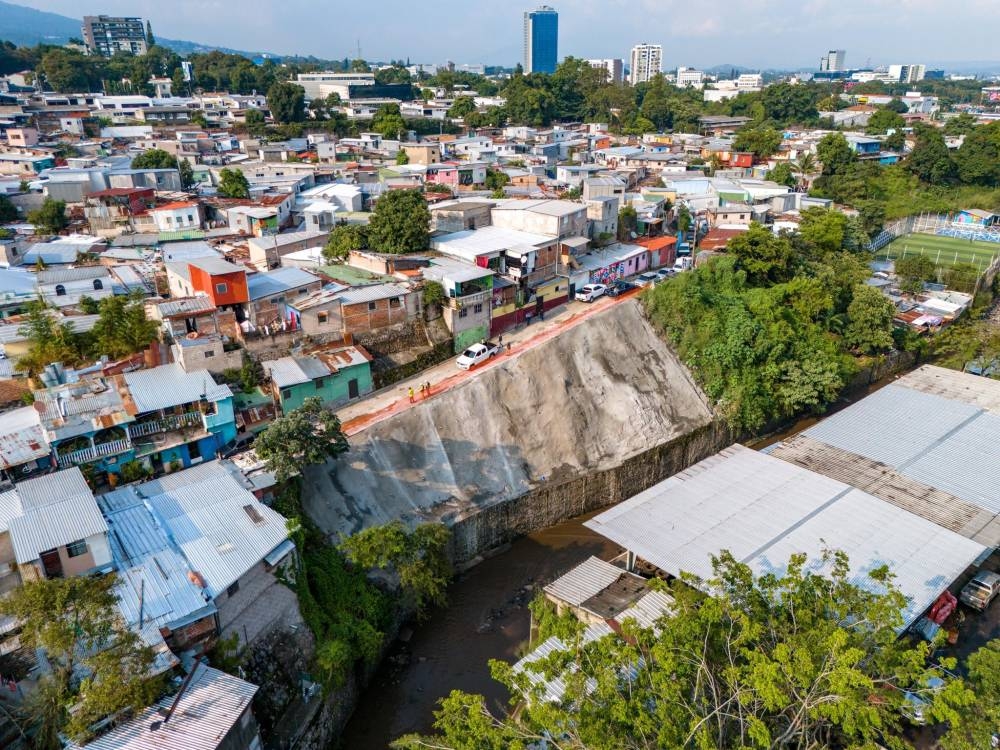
959, 570, 1000, 611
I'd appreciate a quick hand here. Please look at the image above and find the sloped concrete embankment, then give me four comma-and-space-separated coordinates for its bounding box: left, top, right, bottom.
302, 299, 730, 560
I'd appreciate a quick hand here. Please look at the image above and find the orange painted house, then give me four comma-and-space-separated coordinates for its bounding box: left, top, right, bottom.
188, 256, 250, 307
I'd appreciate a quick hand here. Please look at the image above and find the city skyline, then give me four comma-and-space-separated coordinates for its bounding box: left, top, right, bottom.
10, 0, 1000, 69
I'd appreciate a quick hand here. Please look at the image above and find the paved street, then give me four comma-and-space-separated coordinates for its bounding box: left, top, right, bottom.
336, 287, 642, 436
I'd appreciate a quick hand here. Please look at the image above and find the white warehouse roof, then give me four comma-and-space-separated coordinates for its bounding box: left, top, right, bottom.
585, 444, 986, 629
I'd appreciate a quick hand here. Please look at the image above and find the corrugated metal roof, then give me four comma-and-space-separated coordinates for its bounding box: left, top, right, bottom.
432, 225, 554, 262
124, 364, 232, 413
544, 556, 624, 607
8, 467, 108, 564
897, 364, 1000, 415
0, 405, 50, 469
265, 357, 309, 389
336, 283, 411, 306
37, 266, 110, 284
0, 489, 22, 534
189, 256, 245, 276
154, 295, 216, 317
136, 461, 291, 597
584, 445, 986, 629
65, 665, 257, 750
246, 267, 320, 301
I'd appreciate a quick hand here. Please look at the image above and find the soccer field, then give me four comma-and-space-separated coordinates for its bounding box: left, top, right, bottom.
882, 233, 1000, 271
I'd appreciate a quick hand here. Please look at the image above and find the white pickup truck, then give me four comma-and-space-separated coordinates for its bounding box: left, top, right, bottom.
673, 256, 693, 272
456, 341, 501, 370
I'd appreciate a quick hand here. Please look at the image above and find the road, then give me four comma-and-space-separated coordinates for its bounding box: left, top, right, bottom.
336, 287, 642, 436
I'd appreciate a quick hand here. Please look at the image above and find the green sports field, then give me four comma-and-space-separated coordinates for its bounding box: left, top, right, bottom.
882, 233, 1000, 271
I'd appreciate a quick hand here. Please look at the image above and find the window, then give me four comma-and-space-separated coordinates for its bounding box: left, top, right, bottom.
215, 282, 228, 294
226, 581, 240, 597
458, 307, 468, 318
281, 389, 291, 400
368, 301, 377, 311
389, 297, 401, 309
187, 214, 194, 223
473, 303, 483, 314
315, 378, 324, 389
66, 539, 88, 558
93, 279, 103, 290
204, 350, 215, 358
317, 312, 329, 324
55, 284, 66, 296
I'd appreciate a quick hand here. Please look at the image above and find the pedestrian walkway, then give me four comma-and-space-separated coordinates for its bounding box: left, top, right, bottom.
337, 289, 641, 436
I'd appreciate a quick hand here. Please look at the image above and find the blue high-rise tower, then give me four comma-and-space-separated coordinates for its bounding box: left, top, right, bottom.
523, 6, 558, 74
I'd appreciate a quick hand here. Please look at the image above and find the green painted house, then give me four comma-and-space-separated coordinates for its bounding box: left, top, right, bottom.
265, 344, 374, 412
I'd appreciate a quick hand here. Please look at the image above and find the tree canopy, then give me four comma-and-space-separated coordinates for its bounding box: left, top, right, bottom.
130, 148, 177, 170
394, 549, 973, 750
266, 81, 306, 124
27, 198, 67, 234
217, 167, 250, 199
254, 396, 349, 481
367, 189, 431, 254
3, 575, 164, 746
323, 223, 368, 262
90, 293, 159, 359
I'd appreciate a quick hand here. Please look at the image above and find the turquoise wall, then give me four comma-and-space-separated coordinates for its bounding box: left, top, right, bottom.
278, 362, 373, 412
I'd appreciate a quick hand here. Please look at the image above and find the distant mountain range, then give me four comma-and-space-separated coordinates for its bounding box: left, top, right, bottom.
0, 0, 267, 59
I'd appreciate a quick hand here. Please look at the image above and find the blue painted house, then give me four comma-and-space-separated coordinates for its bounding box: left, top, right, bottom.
34, 363, 237, 483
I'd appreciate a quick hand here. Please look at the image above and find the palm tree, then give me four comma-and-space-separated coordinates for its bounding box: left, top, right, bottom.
792, 153, 817, 190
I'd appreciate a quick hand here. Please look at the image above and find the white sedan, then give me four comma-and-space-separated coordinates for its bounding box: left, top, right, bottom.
456, 342, 500, 370
575, 284, 607, 302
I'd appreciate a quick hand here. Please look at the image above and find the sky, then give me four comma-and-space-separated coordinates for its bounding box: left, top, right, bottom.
19, 0, 1000, 68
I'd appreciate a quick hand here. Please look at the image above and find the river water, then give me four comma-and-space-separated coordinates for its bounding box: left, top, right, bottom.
338, 513, 619, 749
339, 374, 901, 749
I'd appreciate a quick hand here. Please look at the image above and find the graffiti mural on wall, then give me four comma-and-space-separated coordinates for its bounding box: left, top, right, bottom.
590, 261, 627, 285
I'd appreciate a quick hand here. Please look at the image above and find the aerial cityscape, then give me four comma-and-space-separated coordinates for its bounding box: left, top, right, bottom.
0, 2, 999, 749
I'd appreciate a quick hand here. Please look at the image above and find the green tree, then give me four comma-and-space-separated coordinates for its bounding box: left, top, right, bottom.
341, 520, 452, 613
844, 284, 896, 354
422, 280, 445, 309
395, 149, 409, 165
733, 126, 782, 159
27, 198, 67, 234
145, 20, 156, 47
372, 103, 407, 139
0, 194, 17, 222
727, 222, 794, 286
322, 223, 368, 262
484, 168, 510, 193
866, 107, 906, 135
266, 81, 306, 124
16, 299, 84, 375
254, 396, 349, 481
239, 351, 264, 392
131, 148, 178, 170
91, 293, 159, 359
244, 107, 266, 136
394, 550, 969, 750
954, 122, 1000, 187
885, 97, 909, 113
907, 126, 954, 183
765, 161, 795, 187
447, 96, 477, 119
816, 132, 854, 176
4, 576, 163, 746
941, 639, 1000, 750
178, 159, 195, 189
895, 254, 937, 293
618, 205, 637, 241
856, 200, 886, 239
798, 207, 851, 255
367, 189, 430, 254
760, 81, 819, 124
217, 167, 250, 199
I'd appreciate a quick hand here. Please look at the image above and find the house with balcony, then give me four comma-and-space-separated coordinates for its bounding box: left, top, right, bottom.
83, 187, 157, 237
265, 342, 373, 412
423, 258, 494, 351
33, 364, 235, 483
1, 467, 113, 592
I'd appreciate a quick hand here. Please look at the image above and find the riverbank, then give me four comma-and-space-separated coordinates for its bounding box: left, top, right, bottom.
337, 513, 619, 749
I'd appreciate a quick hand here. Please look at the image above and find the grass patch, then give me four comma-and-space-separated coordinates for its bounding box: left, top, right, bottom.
882, 232, 1000, 271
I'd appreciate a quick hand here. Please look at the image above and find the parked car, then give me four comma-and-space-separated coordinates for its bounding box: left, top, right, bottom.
654, 268, 676, 282
635, 272, 659, 287
606, 279, 635, 297
959, 570, 1000, 611
456, 341, 501, 370
575, 284, 607, 302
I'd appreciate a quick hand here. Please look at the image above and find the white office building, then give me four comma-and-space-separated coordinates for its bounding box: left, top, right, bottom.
675, 66, 705, 88
294, 72, 376, 101
820, 49, 846, 72
588, 59, 624, 84
888, 64, 927, 83
629, 44, 663, 85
